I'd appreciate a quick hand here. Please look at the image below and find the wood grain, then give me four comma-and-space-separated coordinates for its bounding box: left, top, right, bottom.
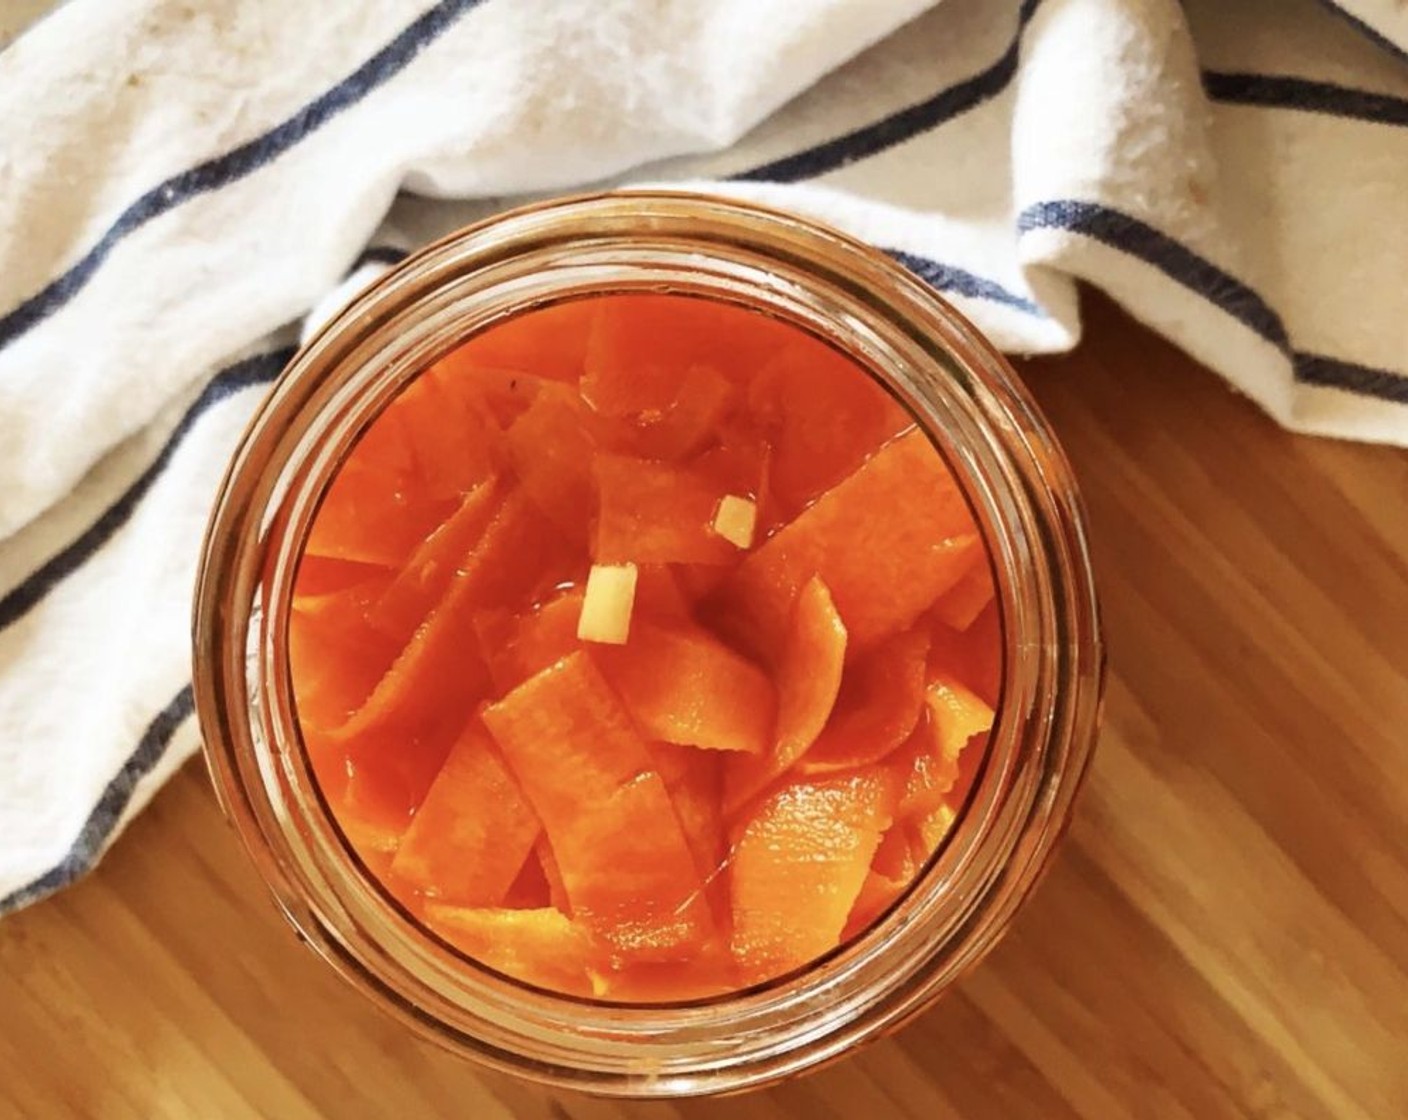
3, 293, 1406, 1119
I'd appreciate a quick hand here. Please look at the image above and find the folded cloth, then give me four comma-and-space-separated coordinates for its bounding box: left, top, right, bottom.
1, 0, 1404, 912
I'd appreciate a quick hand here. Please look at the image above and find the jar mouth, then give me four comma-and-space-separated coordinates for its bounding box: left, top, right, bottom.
193, 190, 1103, 1096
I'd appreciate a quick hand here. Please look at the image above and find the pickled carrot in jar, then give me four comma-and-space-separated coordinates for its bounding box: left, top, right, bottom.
288, 294, 1001, 1000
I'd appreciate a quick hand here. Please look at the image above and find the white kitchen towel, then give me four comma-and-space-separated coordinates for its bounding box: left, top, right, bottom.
1, 0, 1405, 912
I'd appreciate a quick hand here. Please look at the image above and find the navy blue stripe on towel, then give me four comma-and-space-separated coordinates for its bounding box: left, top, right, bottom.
1204, 71, 1408, 128
0, 347, 293, 634
888, 249, 1044, 316
1313, 0, 1408, 65
1297, 354, 1408, 403
1018, 200, 1408, 403
350, 246, 412, 273
0, 0, 484, 351
0, 685, 195, 914
733, 0, 1044, 183
1018, 201, 1288, 346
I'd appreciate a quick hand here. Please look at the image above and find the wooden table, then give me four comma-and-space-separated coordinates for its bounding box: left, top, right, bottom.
3, 294, 1405, 1119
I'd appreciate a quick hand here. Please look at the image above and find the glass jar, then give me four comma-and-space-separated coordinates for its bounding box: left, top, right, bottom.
192, 190, 1103, 1097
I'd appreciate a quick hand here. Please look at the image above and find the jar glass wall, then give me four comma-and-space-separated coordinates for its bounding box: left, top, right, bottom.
192, 191, 1103, 1097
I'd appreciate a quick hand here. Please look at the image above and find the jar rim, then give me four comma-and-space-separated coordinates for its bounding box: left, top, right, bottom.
193, 189, 1104, 1097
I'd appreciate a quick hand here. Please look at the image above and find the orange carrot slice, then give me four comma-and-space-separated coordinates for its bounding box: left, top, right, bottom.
482, 653, 713, 960
649, 743, 726, 886
928, 676, 995, 756
292, 555, 393, 598
724, 577, 847, 812
872, 821, 921, 881
702, 414, 773, 501
303, 375, 501, 566
390, 368, 501, 502
968, 603, 1004, 707
594, 454, 738, 566
797, 627, 930, 775
928, 599, 1004, 707
566, 776, 714, 963
749, 338, 911, 517
333, 490, 569, 742
588, 955, 740, 1003
443, 299, 599, 383
894, 676, 994, 820
340, 715, 462, 839
425, 905, 593, 996
340, 393, 418, 476
585, 359, 736, 461
584, 294, 787, 395
478, 588, 584, 695
388, 723, 541, 906
425, 360, 545, 429
632, 564, 694, 624
930, 556, 995, 632
945, 730, 989, 813
729, 768, 898, 983
841, 824, 922, 938
915, 803, 959, 853
316, 733, 409, 865
482, 652, 660, 821
890, 718, 955, 822
504, 384, 598, 546
593, 621, 776, 754
338, 766, 414, 855
367, 476, 502, 643
713, 429, 982, 661
674, 563, 730, 604
288, 574, 398, 733
534, 836, 571, 915
842, 871, 907, 941
500, 842, 554, 910
303, 411, 445, 570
